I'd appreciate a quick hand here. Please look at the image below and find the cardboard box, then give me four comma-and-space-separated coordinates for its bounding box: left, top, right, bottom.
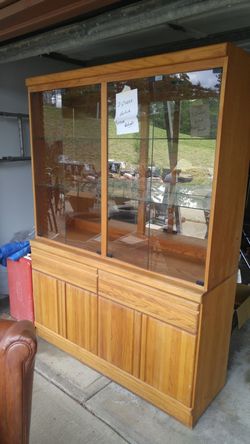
235, 284, 250, 329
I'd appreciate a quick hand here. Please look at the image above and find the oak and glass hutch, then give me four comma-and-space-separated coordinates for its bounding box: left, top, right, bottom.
26, 43, 250, 426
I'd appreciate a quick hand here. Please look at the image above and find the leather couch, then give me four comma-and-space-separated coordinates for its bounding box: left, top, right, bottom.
0, 319, 37, 444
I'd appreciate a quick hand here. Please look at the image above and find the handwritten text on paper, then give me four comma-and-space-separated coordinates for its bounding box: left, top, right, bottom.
115, 88, 139, 135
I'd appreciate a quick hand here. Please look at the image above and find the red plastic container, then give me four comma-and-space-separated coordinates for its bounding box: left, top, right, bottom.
7, 257, 34, 322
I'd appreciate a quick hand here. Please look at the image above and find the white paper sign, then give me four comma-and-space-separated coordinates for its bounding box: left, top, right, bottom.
115, 88, 139, 135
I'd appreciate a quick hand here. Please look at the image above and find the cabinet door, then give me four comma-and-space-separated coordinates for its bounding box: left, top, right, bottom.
106, 69, 222, 284
33, 270, 66, 336
141, 316, 196, 407
30, 85, 102, 254
98, 297, 141, 376
66, 284, 97, 354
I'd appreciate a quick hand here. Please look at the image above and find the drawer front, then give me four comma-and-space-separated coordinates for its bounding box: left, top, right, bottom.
32, 248, 97, 293
98, 270, 199, 333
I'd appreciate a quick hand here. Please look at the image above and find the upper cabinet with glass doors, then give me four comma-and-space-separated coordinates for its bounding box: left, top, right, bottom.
27, 44, 250, 288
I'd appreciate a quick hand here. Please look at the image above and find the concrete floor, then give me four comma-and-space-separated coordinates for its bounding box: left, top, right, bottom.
30, 321, 250, 444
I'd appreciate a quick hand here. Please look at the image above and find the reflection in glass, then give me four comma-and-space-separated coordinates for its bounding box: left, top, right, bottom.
107, 69, 222, 282
31, 85, 101, 252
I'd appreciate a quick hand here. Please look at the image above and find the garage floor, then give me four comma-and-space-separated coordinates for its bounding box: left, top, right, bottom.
29, 320, 250, 444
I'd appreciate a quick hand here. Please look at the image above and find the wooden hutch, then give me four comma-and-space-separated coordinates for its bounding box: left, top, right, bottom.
26, 43, 250, 426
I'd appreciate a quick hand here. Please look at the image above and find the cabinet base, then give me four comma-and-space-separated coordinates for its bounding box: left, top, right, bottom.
36, 323, 195, 428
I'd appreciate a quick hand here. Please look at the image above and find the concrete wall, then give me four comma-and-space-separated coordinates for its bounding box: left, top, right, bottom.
0, 56, 74, 294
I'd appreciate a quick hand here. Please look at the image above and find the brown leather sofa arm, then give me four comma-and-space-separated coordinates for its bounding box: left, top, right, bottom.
0, 319, 36, 346
0, 320, 37, 444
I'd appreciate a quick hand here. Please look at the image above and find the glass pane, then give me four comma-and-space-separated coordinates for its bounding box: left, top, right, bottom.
107, 69, 222, 283
31, 85, 101, 253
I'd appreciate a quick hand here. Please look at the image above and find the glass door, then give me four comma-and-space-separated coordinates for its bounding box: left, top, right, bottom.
107, 68, 222, 283
31, 84, 102, 253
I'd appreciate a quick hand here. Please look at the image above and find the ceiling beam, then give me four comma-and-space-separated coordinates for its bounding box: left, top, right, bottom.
42, 52, 87, 67
41, 23, 250, 70
0, 0, 247, 64
91, 24, 250, 64
0, 0, 123, 43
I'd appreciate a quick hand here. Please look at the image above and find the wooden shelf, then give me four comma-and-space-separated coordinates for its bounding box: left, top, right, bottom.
0, 157, 31, 162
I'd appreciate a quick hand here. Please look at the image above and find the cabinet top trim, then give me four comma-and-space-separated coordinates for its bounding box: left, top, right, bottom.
26, 43, 231, 90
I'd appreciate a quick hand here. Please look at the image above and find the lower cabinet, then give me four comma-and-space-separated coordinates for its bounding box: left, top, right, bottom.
33, 269, 196, 404
32, 267, 198, 425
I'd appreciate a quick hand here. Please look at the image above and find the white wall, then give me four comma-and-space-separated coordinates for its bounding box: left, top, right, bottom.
0, 56, 75, 294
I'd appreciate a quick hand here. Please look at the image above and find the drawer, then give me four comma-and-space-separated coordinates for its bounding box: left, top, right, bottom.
98, 270, 199, 334
32, 247, 97, 293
